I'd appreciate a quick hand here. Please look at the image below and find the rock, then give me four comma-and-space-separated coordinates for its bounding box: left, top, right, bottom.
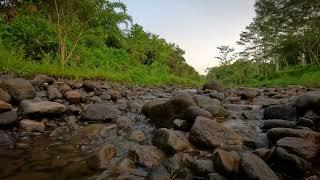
189, 116, 243, 149
81, 104, 121, 122
0, 88, 11, 103
31, 74, 54, 88
275, 137, 319, 160
263, 104, 296, 121
253, 148, 273, 161
128, 130, 146, 142
207, 173, 228, 180
20, 119, 45, 132
0, 110, 18, 125
213, 149, 240, 177
116, 116, 132, 130
240, 89, 260, 101
173, 119, 189, 131
47, 85, 63, 100
305, 175, 320, 180
239, 153, 279, 180
152, 128, 192, 153
267, 128, 320, 144
111, 90, 121, 102
209, 91, 225, 101
270, 147, 311, 177
0, 100, 12, 113
189, 158, 215, 176
0, 130, 15, 148
0, 78, 36, 101
87, 144, 117, 170
185, 106, 213, 121
128, 145, 164, 168
293, 90, 320, 116
260, 120, 296, 130
203, 80, 223, 92
58, 83, 72, 95
193, 95, 222, 109
20, 100, 66, 115
204, 105, 230, 119
296, 117, 314, 128
142, 94, 196, 128
65, 90, 81, 104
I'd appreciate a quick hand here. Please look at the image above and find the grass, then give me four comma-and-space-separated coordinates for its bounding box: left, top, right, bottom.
0, 46, 204, 87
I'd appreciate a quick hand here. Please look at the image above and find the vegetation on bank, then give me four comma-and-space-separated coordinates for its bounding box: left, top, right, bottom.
0, 0, 203, 86
207, 0, 320, 88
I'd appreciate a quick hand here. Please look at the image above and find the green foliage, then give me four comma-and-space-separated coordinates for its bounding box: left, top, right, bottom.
1, 15, 57, 60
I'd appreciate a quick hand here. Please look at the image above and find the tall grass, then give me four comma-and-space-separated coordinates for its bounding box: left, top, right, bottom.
0, 45, 203, 87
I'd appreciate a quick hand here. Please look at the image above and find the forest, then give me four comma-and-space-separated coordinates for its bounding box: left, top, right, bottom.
207, 0, 320, 87
0, 0, 202, 86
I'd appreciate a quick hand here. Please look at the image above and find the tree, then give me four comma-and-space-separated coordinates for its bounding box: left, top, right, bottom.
215, 45, 236, 65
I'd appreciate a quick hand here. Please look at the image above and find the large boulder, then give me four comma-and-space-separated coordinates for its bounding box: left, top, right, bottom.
275, 137, 319, 160
20, 100, 66, 115
263, 104, 296, 121
0, 88, 11, 103
152, 128, 192, 153
239, 153, 279, 180
270, 147, 311, 178
81, 103, 121, 122
1, 78, 36, 101
293, 90, 320, 116
142, 94, 198, 128
189, 116, 243, 149
128, 145, 164, 168
0, 110, 18, 125
203, 80, 223, 92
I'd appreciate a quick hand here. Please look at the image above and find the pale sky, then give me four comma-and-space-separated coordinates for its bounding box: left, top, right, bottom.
121, 0, 256, 74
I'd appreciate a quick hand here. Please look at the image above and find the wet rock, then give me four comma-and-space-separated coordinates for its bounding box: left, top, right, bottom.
239, 153, 279, 180
20, 119, 45, 132
0, 100, 12, 113
0, 78, 36, 101
263, 104, 296, 121
0, 110, 18, 125
87, 144, 117, 170
47, 85, 63, 100
267, 128, 320, 144
207, 173, 227, 180
81, 104, 121, 122
275, 137, 319, 160
0, 88, 11, 103
204, 105, 230, 119
189, 158, 215, 176
65, 90, 81, 104
270, 147, 311, 177
203, 80, 223, 92
20, 100, 66, 115
128, 145, 165, 168
213, 149, 240, 177
293, 90, 320, 116
152, 128, 192, 153
261, 120, 296, 130
189, 116, 243, 149
128, 130, 146, 142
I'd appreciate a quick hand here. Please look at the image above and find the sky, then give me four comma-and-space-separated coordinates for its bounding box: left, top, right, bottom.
121, 0, 256, 74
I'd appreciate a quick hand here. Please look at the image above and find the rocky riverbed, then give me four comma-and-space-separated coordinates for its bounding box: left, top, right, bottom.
0, 74, 319, 180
